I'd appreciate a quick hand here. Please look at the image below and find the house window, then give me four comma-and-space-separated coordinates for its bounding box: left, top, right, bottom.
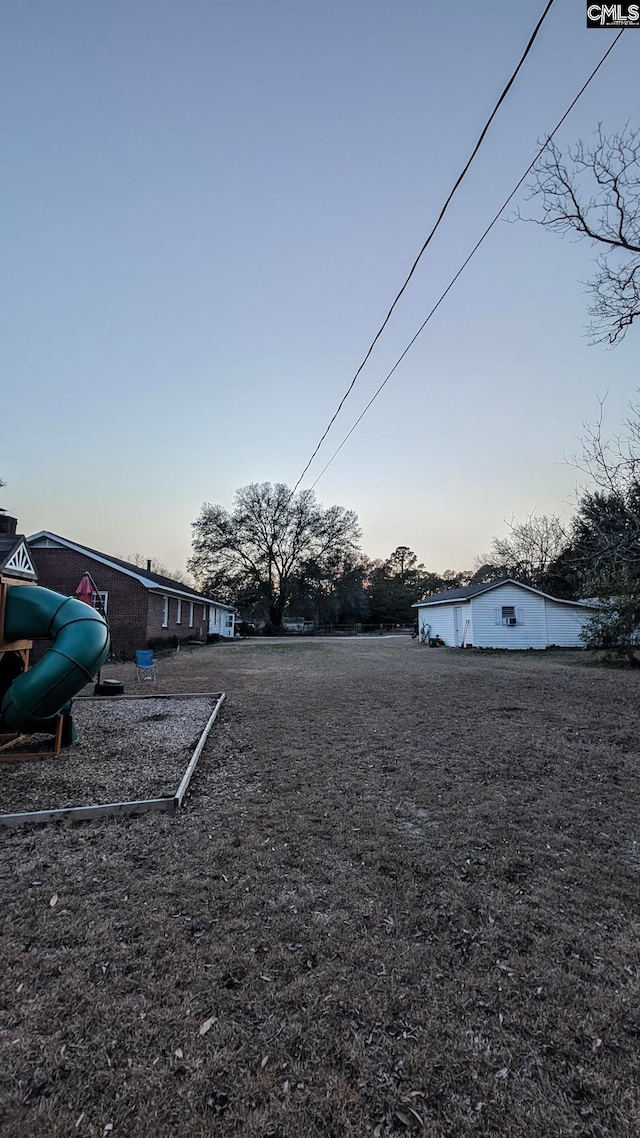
91, 591, 108, 615
162, 596, 169, 628
225, 614, 233, 628
502, 606, 517, 626
189, 602, 194, 628
203, 605, 208, 622
176, 599, 182, 625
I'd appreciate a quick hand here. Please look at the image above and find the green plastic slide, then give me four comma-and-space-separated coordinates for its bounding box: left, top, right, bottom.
1, 586, 110, 737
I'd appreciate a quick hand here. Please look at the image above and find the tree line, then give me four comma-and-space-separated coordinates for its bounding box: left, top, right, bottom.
188, 392, 639, 650
187, 482, 462, 631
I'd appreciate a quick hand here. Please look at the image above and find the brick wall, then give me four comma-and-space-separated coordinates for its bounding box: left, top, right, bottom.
28, 547, 148, 659
146, 592, 209, 647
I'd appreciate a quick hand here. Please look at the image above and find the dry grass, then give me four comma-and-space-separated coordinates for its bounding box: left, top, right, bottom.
1, 639, 639, 1137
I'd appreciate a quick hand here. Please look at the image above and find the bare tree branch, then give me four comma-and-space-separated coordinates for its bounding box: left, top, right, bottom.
525, 124, 640, 344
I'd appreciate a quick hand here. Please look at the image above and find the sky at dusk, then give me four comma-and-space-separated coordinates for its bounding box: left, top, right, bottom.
1, 1, 638, 575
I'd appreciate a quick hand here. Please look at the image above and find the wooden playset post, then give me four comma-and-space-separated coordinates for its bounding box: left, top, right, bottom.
0, 571, 64, 761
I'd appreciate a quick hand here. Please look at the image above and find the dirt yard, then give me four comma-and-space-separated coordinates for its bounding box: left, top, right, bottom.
1, 639, 638, 1137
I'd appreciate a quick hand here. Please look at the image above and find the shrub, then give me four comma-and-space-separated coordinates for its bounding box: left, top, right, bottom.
581, 594, 640, 665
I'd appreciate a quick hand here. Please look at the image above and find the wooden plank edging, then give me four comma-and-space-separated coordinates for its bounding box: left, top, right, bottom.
174, 693, 226, 807
0, 692, 226, 828
0, 796, 176, 828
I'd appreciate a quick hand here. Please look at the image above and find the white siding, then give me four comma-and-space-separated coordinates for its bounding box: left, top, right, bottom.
209, 606, 235, 638
416, 601, 471, 646
415, 584, 596, 650
471, 583, 546, 649
544, 600, 592, 647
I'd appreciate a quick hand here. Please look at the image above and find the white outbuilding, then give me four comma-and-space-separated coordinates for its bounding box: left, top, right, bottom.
413, 578, 597, 650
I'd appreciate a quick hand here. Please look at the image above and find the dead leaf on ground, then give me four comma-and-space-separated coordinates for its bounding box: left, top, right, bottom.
198, 1015, 216, 1035
407, 1106, 425, 1127
261, 1054, 269, 1069
49, 894, 58, 908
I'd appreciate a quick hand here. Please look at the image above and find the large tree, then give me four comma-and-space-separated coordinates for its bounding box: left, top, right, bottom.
365, 547, 465, 625
286, 553, 370, 626
564, 400, 640, 661
188, 482, 361, 628
479, 512, 570, 591
569, 399, 640, 588
526, 125, 640, 345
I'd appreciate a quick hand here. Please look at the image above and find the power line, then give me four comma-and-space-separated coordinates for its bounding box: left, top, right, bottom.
292, 0, 558, 492
307, 30, 626, 492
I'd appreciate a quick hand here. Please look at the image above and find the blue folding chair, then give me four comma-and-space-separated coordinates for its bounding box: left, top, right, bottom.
135, 649, 157, 682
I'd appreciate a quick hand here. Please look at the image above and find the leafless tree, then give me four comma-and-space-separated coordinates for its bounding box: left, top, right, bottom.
489, 512, 569, 588
124, 552, 194, 586
569, 398, 640, 660
526, 124, 640, 345
189, 483, 361, 628
570, 396, 640, 585
573, 394, 640, 495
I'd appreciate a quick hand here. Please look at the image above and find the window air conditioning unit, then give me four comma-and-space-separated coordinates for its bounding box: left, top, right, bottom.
507, 616, 517, 626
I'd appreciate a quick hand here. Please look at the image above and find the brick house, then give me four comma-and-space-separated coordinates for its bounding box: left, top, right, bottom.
27, 531, 236, 658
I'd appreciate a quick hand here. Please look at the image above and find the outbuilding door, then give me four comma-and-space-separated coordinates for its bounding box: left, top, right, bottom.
454, 606, 463, 647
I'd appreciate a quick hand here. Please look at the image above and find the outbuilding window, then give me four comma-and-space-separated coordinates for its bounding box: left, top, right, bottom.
176, 599, 182, 625
189, 602, 194, 628
495, 605, 525, 627
162, 596, 169, 627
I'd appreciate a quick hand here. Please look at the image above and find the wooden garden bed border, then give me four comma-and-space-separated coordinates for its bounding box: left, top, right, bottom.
0, 692, 226, 829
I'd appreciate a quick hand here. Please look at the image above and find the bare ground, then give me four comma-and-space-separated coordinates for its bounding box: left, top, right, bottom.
1, 638, 638, 1137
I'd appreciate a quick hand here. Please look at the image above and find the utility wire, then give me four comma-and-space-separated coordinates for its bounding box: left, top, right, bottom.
292, 0, 557, 492
307, 30, 626, 492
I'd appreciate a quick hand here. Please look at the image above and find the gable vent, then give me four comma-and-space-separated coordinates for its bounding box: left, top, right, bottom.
4, 542, 37, 578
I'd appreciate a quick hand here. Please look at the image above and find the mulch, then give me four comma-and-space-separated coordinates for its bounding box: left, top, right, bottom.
0, 639, 638, 1137
0, 697, 218, 814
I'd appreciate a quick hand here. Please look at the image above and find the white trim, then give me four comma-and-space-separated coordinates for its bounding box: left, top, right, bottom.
176, 598, 182, 625
92, 590, 109, 615
26, 531, 236, 609
28, 536, 66, 549
162, 595, 169, 628
188, 602, 194, 628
